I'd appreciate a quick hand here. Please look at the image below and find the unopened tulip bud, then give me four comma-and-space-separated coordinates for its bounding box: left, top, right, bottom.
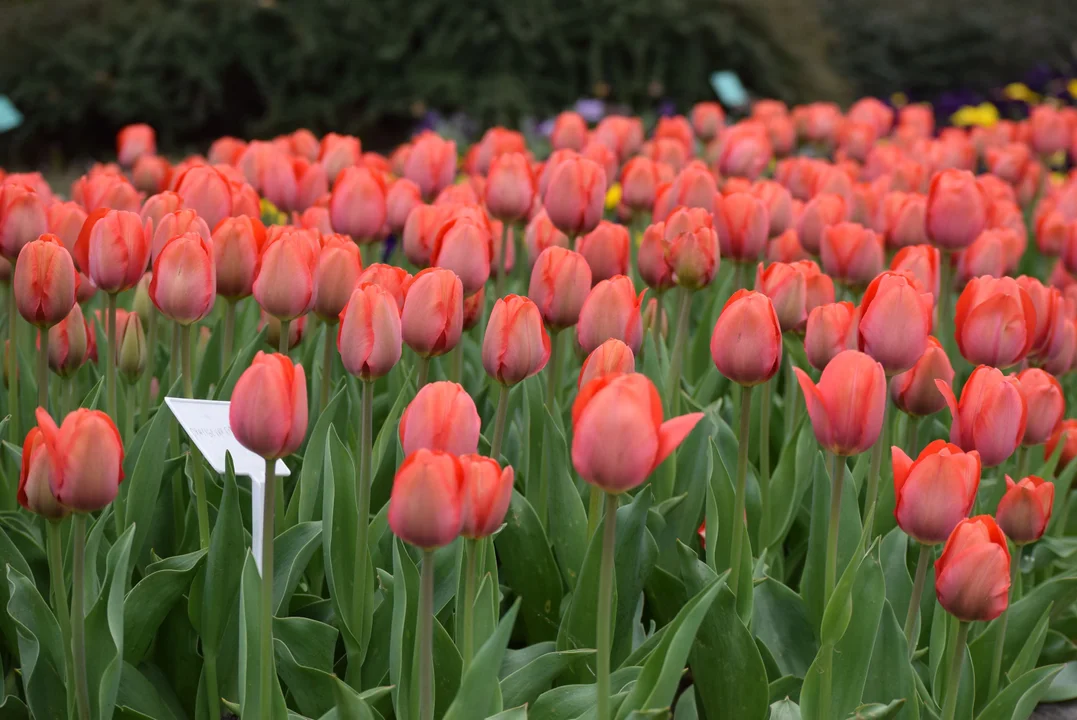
578, 338, 635, 388
401, 267, 463, 358
400, 381, 480, 456
638, 223, 675, 291
997, 476, 1054, 544
229, 352, 308, 459
404, 132, 458, 201
543, 156, 607, 237
459, 454, 514, 539
48, 303, 90, 377
14, 234, 77, 328
524, 210, 570, 267
955, 276, 1037, 368
935, 516, 1011, 622
804, 302, 858, 370
152, 208, 212, 264
116, 312, 146, 383
253, 229, 318, 321
32, 408, 124, 513
528, 246, 592, 330
18, 428, 68, 520
312, 235, 362, 322
76, 209, 152, 294
926, 169, 987, 251
795, 349, 886, 455
0, 184, 48, 261
666, 208, 720, 290
577, 221, 629, 284
1016, 368, 1065, 446
430, 206, 493, 295
213, 215, 267, 300
937, 366, 1027, 467
821, 222, 884, 287
892, 440, 981, 544
482, 295, 550, 385
890, 337, 953, 416
891, 244, 940, 299
551, 112, 589, 152
358, 263, 411, 312
576, 275, 645, 355
386, 179, 423, 235
858, 271, 934, 374
389, 449, 465, 548
755, 261, 807, 332
338, 283, 402, 381
149, 232, 216, 325
796, 192, 847, 255
711, 290, 783, 386
486, 153, 536, 222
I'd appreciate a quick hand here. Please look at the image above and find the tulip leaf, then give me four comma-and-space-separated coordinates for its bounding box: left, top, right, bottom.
5, 564, 66, 720
193, 315, 223, 399
440, 597, 519, 720
763, 418, 813, 551
752, 577, 818, 679
769, 675, 803, 704
273, 520, 321, 615
500, 647, 594, 709
115, 662, 185, 720
328, 675, 378, 720
213, 327, 268, 401
84, 524, 135, 720
706, 436, 754, 623
123, 376, 182, 565
237, 552, 288, 718
770, 698, 803, 720
273, 616, 339, 718
497, 489, 563, 643
974, 664, 1062, 720
544, 404, 588, 590
529, 667, 642, 720
289, 386, 345, 527
1004, 603, 1052, 686
123, 548, 206, 665
487, 707, 528, 720
860, 601, 920, 720
371, 366, 412, 482
0, 520, 32, 653
930, 614, 975, 720
1041, 661, 1077, 703
845, 700, 906, 719
677, 543, 769, 720
390, 538, 421, 720
432, 615, 465, 719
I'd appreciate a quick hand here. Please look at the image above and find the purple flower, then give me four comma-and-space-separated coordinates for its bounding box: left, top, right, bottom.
574, 98, 606, 123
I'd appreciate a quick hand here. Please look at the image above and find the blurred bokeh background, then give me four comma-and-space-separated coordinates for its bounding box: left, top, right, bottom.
2, 0, 1077, 165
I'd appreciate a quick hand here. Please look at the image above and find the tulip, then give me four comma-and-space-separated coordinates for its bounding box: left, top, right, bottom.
804, 302, 859, 371
716, 123, 773, 180
637, 223, 673, 292
358, 263, 411, 311
48, 303, 89, 377
253, 229, 318, 324
890, 337, 954, 417
821, 222, 884, 287
578, 339, 635, 388
207, 137, 247, 166
405, 132, 457, 201
892, 440, 981, 545
482, 294, 550, 385
528, 246, 592, 329
173, 165, 233, 229
926, 169, 987, 251
229, 352, 308, 459
937, 365, 1026, 467
399, 380, 480, 457
14, 234, 77, 328
18, 427, 67, 520
881, 192, 928, 249
75, 209, 152, 294
430, 206, 492, 295
954, 276, 1036, 368
767, 228, 811, 263
139, 191, 183, 230
751, 180, 794, 236
238, 142, 298, 211
312, 235, 362, 322
543, 156, 606, 236
318, 133, 362, 183
997, 475, 1054, 545
575, 221, 628, 284
858, 271, 934, 374
1046, 419, 1077, 472
116, 124, 156, 167
654, 162, 719, 221
523, 210, 570, 267
691, 102, 725, 141
1015, 276, 1063, 355
592, 116, 644, 161
152, 208, 211, 263
755, 261, 808, 333
1014, 369, 1063, 448
389, 449, 465, 549
337, 282, 402, 382
620, 157, 663, 213
115, 312, 146, 384
935, 515, 1011, 622
452, 454, 513, 543
711, 290, 782, 386
955, 230, 1008, 286
891, 244, 940, 299
796, 193, 847, 254
576, 275, 645, 355
1029, 105, 1069, 156
715, 192, 768, 263
385, 178, 423, 236
329, 166, 388, 243
130, 156, 171, 194
0, 184, 48, 261
293, 160, 329, 212
30, 407, 123, 512
213, 215, 267, 300
550, 111, 589, 151
1035, 310, 1077, 376
150, 232, 216, 326
401, 203, 448, 268
485, 152, 535, 223
71, 171, 141, 214
795, 349, 886, 455
401, 267, 463, 361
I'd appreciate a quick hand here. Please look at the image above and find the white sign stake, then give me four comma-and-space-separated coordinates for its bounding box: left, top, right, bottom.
165, 397, 290, 575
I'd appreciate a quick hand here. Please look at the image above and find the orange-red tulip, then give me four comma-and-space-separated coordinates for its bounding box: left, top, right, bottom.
253, 228, 318, 321
890, 244, 940, 299
172, 165, 233, 230
18, 427, 67, 519
523, 210, 570, 267
716, 192, 768, 263
139, 191, 183, 230
338, 282, 402, 380
401, 267, 463, 357
482, 295, 550, 385
892, 440, 981, 544
131, 155, 171, 195
890, 336, 953, 416
1016, 368, 1065, 446
229, 352, 308, 459
213, 215, 267, 300
0, 184, 48, 261
431, 206, 493, 294
937, 365, 1027, 467
389, 449, 465, 548
48, 303, 89, 377
318, 133, 362, 183
1047, 419, 1077, 471
72, 170, 141, 214
117, 124, 156, 167
400, 380, 479, 455
820, 222, 884, 287
716, 123, 773, 180
691, 102, 725, 141
32, 408, 124, 512
150, 232, 216, 325
997, 475, 1054, 544
751, 180, 794, 236
576, 220, 629, 285
75, 209, 151, 294
796, 192, 847, 255
858, 270, 934, 374
926, 169, 987, 251
755, 261, 808, 332
405, 132, 457, 201
935, 516, 1011, 622
578, 338, 635, 388
312, 235, 362, 321
14, 234, 77, 328
542, 156, 606, 236
638, 223, 674, 292
592, 116, 643, 162
459, 454, 514, 539
528, 246, 592, 329
576, 275, 645, 355
358, 263, 411, 312
485, 152, 536, 222
152, 208, 211, 263
329, 166, 387, 242
385, 178, 423, 235
767, 228, 811, 263
550, 111, 589, 151
804, 301, 858, 371
711, 290, 783, 386
795, 349, 886, 455
954, 276, 1036, 368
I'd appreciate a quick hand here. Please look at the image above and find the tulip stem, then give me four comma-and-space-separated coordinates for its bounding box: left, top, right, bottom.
537, 330, 562, 529
941, 621, 970, 720
260, 457, 276, 717
7, 281, 19, 441
987, 546, 1022, 699
496, 222, 508, 299
587, 485, 603, 540
938, 253, 954, 361
462, 537, 478, 671
904, 414, 920, 456
182, 325, 211, 550
664, 289, 692, 415
450, 344, 463, 384
71, 514, 91, 720
46, 519, 74, 713
782, 351, 799, 441
37, 329, 48, 411
279, 318, 290, 355
650, 290, 664, 358
491, 384, 509, 461
862, 395, 890, 541
140, 309, 157, 424
222, 298, 235, 371
320, 321, 335, 412
1016, 446, 1029, 480
596, 492, 618, 720
416, 357, 430, 389
824, 453, 845, 607
730, 384, 753, 598
759, 377, 772, 549
419, 549, 435, 720
903, 543, 932, 658
350, 380, 374, 687
106, 293, 118, 421
123, 384, 135, 447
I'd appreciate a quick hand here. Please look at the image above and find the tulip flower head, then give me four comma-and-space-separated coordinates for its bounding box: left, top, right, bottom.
14, 234, 78, 328
459, 454, 514, 539
804, 301, 859, 371
937, 366, 1027, 467
400, 267, 463, 358
996, 475, 1054, 545
892, 440, 981, 544
482, 295, 551, 385
935, 515, 1011, 622
150, 232, 217, 325
389, 449, 465, 549
19, 427, 68, 519
578, 338, 636, 388
1016, 368, 1065, 446
858, 270, 934, 375
795, 349, 887, 455
954, 276, 1036, 368
399, 381, 480, 456
576, 275, 646, 355
229, 352, 308, 460
338, 282, 402, 381
711, 290, 783, 386
30, 408, 124, 513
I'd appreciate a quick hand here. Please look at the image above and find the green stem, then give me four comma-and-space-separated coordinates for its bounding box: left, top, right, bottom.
587, 485, 602, 540
903, 544, 932, 658
729, 384, 753, 598
278, 318, 290, 355
7, 281, 19, 441
862, 395, 890, 541
759, 377, 772, 549
140, 308, 157, 424
782, 351, 798, 441
416, 356, 430, 389
46, 520, 74, 713
204, 651, 220, 720
987, 548, 1022, 699
496, 222, 508, 299
450, 343, 463, 384
260, 457, 276, 717
222, 298, 236, 371
106, 293, 118, 420
491, 384, 509, 460
182, 325, 211, 549
462, 537, 478, 670
37, 328, 48, 411
905, 413, 920, 456
123, 383, 135, 446
650, 290, 664, 356
596, 492, 618, 720
664, 289, 692, 414
536, 330, 562, 530
941, 621, 970, 720
64, 377, 74, 415
824, 453, 846, 607
351, 380, 373, 687
419, 549, 435, 720
938, 253, 954, 361
71, 514, 90, 720
320, 320, 335, 412
1016, 446, 1030, 480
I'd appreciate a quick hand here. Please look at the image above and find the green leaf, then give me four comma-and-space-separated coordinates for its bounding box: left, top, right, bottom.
496, 490, 563, 643
544, 405, 588, 590
274, 616, 340, 718
1004, 603, 1051, 685
193, 315, 223, 399
530, 668, 642, 720
84, 524, 136, 720
322, 425, 364, 679
273, 521, 321, 614
752, 577, 818, 679
371, 367, 412, 480
763, 418, 812, 549
124, 548, 205, 665
5, 565, 66, 720
288, 386, 346, 527
433, 617, 465, 719
614, 573, 723, 719
860, 602, 920, 720
706, 437, 754, 623
330, 675, 377, 720
770, 675, 803, 704
974, 664, 1061, 720
390, 538, 420, 720
116, 662, 183, 720
500, 647, 594, 709
1041, 661, 1077, 702
487, 707, 528, 720
930, 615, 975, 720
238, 552, 288, 719
846, 700, 906, 719
213, 327, 268, 400
678, 543, 769, 720
443, 599, 521, 720
770, 698, 802, 720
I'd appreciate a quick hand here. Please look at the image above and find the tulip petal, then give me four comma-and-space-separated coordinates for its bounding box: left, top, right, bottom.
795, 368, 832, 451
935, 378, 963, 448
891, 447, 913, 495
653, 412, 705, 471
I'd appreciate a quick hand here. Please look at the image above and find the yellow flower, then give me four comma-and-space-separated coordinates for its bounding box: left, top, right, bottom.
890, 92, 908, 108
1068, 79, 1077, 99
605, 182, 622, 211
1051, 171, 1067, 186
950, 103, 998, 128
1004, 83, 1041, 104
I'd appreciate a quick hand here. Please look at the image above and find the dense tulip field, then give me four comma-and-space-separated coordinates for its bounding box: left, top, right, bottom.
1, 95, 1077, 720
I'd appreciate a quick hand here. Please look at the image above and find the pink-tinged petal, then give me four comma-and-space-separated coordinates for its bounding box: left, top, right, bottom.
892, 446, 913, 495
935, 378, 963, 447
653, 413, 705, 471
795, 368, 832, 449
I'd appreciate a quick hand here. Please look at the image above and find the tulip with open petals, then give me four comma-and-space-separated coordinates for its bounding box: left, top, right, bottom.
997, 476, 1054, 544
400, 381, 480, 456
482, 295, 550, 385
711, 290, 783, 386
576, 275, 645, 355
229, 352, 308, 459
937, 365, 1026, 467
401, 267, 463, 357
389, 449, 465, 548
572, 372, 703, 493
795, 349, 886, 456
935, 515, 1011, 622
892, 440, 981, 544
31, 408, 124, 513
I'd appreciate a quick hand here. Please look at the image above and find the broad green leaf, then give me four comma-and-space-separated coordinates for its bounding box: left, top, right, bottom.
496, 490, 562, 643
273, 521, 321, 614
710, 425, 757, 622
124, 377, 181, 564
193, 316, 223, 399
500, 647, 594, 709
1041, 661, 1077, 702
5, 565, 66, 720
322, 426, 364, 680
752, 577, 818, 679
763, 419, 812, 550
288, 387, 345, 526
213, 327, 268, 400
443, 599, 521, 720
330, 676, 377, 720
238, 553, 287, 719
705, 437, 754, 623
860, 602, 920, 720
487, 707, 528, 720
771, 698, 802, 720
770, 675, 803, 704
390, 538, 420, 720
1004, 603, 1052, 685
433, 617, 464, 719
846, 700, 906, 719
274, 616, 339, 718
124, 548, 205, 664
84, 525, 135, 720
974, 664, 1061, 720
529, 667, 642, 720
544, 405, 588, 589
116, 662, 183, 720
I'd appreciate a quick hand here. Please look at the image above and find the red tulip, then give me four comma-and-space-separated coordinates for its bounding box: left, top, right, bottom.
14, 234, 77, 328
716, 123, 773, 180
754, 261, 811, 333
208, 137, 248, 166
804, 301, 858, 371
18, 427, 67, 519
551, 112, 589, 152
131, 156, 172, 195
711, 290, 783, 386
389, 449, 465, 548
71, 170, 141, 214
937, 365, 1027, 467
139, 191, 183, 230
655, 162, 718, 221
338, 282, 402, 380
152, 208, 211, 263
926, 169, 987, 251
329, 166, 388, 242
358, 263, 411, 312
578, 338, 635, 388
935, 516, 1011, 622
1016, 368, 1065, 446
955, 230, 1008, 286
638, 222, 674, 292
173, 165, 233, 229
76, 209, 152, 294
618, 157, 661, 213
997, 476, 1054, 545
880, 192, 928, 249
1046, 419, 1077, 471
318, 133, 362, 183
767, 229, 811, 263
471, 127, 526, 175
954, 276, 1037, 368
405, 132, 457, 201
213, 215, 267, 300
149, 232, 216, 325
253, 229, 317, 321
592, 116, 643, 161
572, 372, 703, 493
892, 440, 981, 544
890, 244, 940, 299
485, 152, 535, 222
523, 210, 570, 267
459, 454, 514, 539
238, 141, 298, 211
820, 222, 884, 287
528, 246, 592, 329
431, 206, 493, 295
890, 337, 954, 416
796, 192, 847, 254
400, 381, 480, 455
229, 352, 308, 459
117, 124, 156, 167
401, 267, 463, 357
751, 180, 794, 236
313, 235, 363, 321
543, 156, 606, 236
48, 303, 89, 377
482, 295, 550, 385
691, 102, 725, 141
576, 275, 645, 355
795, 349, 886, 455
715, 192, 768, 263
29, 408, 124, 513
0, 184, 48, 261
858, 270, 934, 374
1029, 105, 1069, 156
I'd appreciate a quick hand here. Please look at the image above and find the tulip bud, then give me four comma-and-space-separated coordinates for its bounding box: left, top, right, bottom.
400, 381, 480, 456
253, 229, 318, 321
459, 454, 514, 539
755, 261, 807, 333
751, 180, 794, 236
638, 223, 674, 292
691, 102, 725, 141
717, 123, 773, 180
389, 449, 465, 549
543, 156, 607, 236
1016, 368, 1065, 446
926, 169, 987, 251
358, 263, 411, 312
572, 373, 703, 493
212, 215, 267, 300
150, 209, 211, 265
620, 157, 663, 213
935, 516, 1011, 622
523, 210, 570, 268
592, 116, 644, 162
0, 184, 49, 261
767, 229, 811, 263
229, 352, 308, 459
890, 337, 953, 417
576, 221, 629, 285
116, 312, 146, 383
821, 222, 884, 287
149, 232, 216, 325
172, 165, 233, 230
711, 290, 783, 386
385, 179, 423, 235
32, 408, 124, 513
401, 267, 463, 358
329, 166, 388, 243
937, 366, 1027, 467
796, 193, 847, 254
337, 283, 402, 381
312, 235, 362, 322
431, 206, 492, 295
795, 349, 887, 455
804, 302, 858, 371
882, 192, 928, 249
666, 208, 720, 290
14, 234, 78, 328
405, 132, 457, 201
528, 246, 592, 330
485, 153, 536, 222
997, 475, 1054, 545
890, 244, 940, 299
482, 295, 551, 385
858, 271, 934, 374
577, 275, 645, 355
75, 209, 152, 295
551, 112, 589, 152
18, 427, 68, 520
1047, 419, 1077, 471
578, 338, 635, 388
402, 204, 448, 268
318, 133, 362, 183
48, 303, 90, 377
892, 440, 981, 544
955, 276, 1037, 368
